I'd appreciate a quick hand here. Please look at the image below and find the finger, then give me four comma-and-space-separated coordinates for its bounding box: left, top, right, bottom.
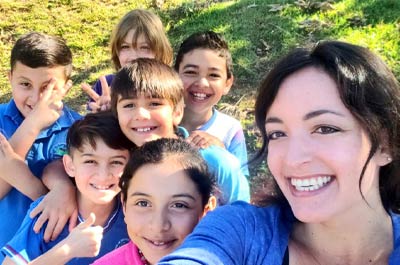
99, 76, 111, 97
40, 78, 57, 101
78, 212, 96, 229
29, 202, 44, 219
60, 80, 73, 96
88, 102, 101, 113
33, 210, 50, 234
51, 216, 67, 241
81, 83, 100, 102
68, 209, 78, 232
43, 215, 57, 243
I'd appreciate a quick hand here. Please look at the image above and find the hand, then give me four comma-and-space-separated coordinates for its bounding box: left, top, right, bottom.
186, 130, 225, 149
63, 213, 103, 258
25, 78, 72, 131
81, 75, 111, 112
29, 181, 78, 242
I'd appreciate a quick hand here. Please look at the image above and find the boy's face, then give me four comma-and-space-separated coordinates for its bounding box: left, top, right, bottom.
63, 139, 129, 205
178, 49, 233, 115
123, 157, 206, 264
116, 94, 183, 146
118, 30, 156, 68
9, 61, 67, 118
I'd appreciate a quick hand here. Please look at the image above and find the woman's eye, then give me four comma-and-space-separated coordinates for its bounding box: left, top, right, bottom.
314, 126, 340, 134
267, 131, 286, 140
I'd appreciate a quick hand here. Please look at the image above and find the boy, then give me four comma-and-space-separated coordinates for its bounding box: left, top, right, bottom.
2, 111, 133, 264
110, 58, 250, 204
174, 31, 249, 177
0, 32, 81, 257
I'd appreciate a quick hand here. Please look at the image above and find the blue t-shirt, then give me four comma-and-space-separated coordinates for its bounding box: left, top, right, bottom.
178, 127, 250, 204
198, 108, 249, 177
1, 197, 129, 265
159, 202, 400, 264
0, 99, 81, 257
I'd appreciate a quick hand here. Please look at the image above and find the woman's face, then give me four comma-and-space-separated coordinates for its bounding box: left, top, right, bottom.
265, 67, 389, 223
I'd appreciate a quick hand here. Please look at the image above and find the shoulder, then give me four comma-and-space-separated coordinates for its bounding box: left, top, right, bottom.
214, 109, 241, 125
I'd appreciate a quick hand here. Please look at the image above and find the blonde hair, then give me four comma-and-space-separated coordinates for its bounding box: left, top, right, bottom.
110, 9, 173, 70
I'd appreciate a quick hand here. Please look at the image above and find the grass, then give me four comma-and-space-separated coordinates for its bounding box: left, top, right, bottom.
1, 0, 399, 191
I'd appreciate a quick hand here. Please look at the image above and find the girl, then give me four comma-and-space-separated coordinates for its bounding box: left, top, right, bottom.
82, 9, 173, 112
158, 40, 400, 264
92, 138, 216, 265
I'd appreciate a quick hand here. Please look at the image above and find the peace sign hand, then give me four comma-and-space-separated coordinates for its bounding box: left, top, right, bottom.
81, 75, 111, 113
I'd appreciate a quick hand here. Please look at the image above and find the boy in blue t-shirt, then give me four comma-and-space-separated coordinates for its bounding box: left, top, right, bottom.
110, 58, 250, 205
174, 31, 249, 177
0, 32, 82, 258
2, 111, 133, 264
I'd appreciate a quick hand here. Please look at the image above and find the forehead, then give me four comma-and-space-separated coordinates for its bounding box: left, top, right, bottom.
180, 49, 227, 70
127, 159, 200, 196
70, 138, 128, 158
11, 61, 67, 82
267, 67, 345, 117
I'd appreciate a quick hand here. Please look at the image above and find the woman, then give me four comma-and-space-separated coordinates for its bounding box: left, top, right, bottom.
158, 40, 400, 264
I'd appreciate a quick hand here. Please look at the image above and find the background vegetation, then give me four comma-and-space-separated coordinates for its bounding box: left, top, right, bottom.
1, 0, 399, 193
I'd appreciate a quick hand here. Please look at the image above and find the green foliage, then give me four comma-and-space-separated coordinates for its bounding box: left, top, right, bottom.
0, 0, 399, 181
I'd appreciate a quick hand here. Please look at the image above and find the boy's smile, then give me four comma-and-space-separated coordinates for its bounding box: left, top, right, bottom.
9, 62, 67, 118
116, 95, 183, 146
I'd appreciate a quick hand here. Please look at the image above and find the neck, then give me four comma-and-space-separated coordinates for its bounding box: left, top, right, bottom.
181, 107, 213, 132
291, 199, 392, 265
77, 193, 117, 227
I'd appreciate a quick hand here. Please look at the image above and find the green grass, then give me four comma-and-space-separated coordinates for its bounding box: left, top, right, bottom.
1, 0, 399, 190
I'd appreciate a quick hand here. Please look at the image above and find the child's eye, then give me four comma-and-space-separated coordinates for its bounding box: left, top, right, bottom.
314, 126, 341, 134
135, 200, 150, 207
267, 131, 286, 140
111, 160, 125, 166
171, 202, 189, 209
149, 101, 162, 107
83, 160, 96, 164
19, 82, 31, 88
183, 70, 197, 76
120, 44, 130, 50
209, 73, 222, 79
139, 45, 150, 51
122, 103, 134, 109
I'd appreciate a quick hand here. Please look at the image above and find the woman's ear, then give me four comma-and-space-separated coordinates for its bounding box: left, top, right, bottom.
63, 154, 75, 178
202, 195, 217, 217
375, 138, 392, 166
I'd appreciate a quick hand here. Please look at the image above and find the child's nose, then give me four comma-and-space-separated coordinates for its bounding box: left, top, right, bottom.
134, 107, 151, 120
149, 209, 171, 232
195, 77, 210, 88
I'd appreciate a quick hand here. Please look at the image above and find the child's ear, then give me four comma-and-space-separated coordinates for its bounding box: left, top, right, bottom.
172, 100, 185, 126
223, 75, 234, 95
63, 154, 75, 178
202, 195, 217, 217
7, 71, 12, 82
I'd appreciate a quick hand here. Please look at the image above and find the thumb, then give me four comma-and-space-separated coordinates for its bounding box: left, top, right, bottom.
78, 212, 96, 229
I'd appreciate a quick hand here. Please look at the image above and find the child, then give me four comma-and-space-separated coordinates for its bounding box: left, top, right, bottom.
0, 32, 81, 257
92, 138, 216, 265
174, 31, 249, 177
110, 58, 250, 205
2, 111, 134, 264
82, 9, 173, 112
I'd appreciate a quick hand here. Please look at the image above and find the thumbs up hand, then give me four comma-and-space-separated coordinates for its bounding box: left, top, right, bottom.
64, 213, 104, 258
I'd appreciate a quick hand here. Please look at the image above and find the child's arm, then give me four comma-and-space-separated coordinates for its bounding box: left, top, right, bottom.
29, 159, 78, 242
81, 75, 111, 112
2, 213, 103, 265
0, 133, 48, 200
186, 130, 226, 149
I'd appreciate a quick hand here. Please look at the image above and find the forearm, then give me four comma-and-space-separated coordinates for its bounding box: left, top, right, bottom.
0, 163, 48, 200
29, 240, 73, 265
9, 117, 40, 159
42, 159, 74, 191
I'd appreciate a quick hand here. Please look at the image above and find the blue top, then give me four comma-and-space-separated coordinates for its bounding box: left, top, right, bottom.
1, 197, 129, 265
159, 201, 400, 264
178, 127, 250, 204
0, 99, 81, 257
198, 109, 249, 177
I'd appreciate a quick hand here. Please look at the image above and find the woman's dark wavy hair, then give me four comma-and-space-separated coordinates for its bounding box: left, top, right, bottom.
119, 138, 215, 207
254, 40, 400, 212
